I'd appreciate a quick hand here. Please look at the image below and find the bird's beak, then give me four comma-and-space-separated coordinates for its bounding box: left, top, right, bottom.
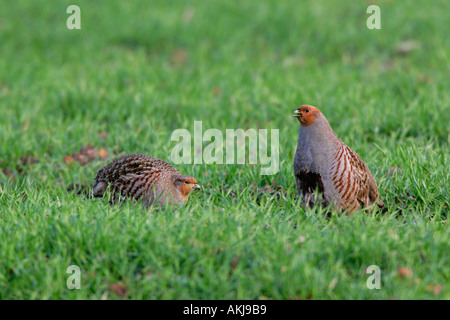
293, 109, 301, 118
192, 184, 201, 190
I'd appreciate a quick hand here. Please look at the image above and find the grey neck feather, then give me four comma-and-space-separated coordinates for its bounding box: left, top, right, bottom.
296, 115, 341, 172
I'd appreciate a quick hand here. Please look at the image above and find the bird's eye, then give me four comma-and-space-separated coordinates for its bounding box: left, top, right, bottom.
185, 181, 190, 184
305, 109, 310, 113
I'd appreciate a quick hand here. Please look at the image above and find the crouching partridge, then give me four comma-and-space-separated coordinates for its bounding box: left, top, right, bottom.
93, 154, 200, 207
293, 105, 384, 214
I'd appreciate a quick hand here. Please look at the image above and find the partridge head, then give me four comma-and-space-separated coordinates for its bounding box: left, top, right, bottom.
93, 154, 200, 208
293, 105, 384, 214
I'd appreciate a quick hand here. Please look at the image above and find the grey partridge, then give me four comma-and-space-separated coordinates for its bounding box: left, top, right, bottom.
93, 154, 200, 207
293, 105, 384, 214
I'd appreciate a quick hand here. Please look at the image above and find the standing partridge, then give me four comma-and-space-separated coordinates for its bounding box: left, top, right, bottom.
293, 105, 384, 214
93, 154, 200, 207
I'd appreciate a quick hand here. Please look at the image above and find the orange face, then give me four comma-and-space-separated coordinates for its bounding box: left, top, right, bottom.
173, 176, 201, 201
293, 105, 321, 127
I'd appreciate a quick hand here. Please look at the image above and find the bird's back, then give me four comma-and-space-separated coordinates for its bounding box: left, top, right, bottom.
93, 154, 180, 203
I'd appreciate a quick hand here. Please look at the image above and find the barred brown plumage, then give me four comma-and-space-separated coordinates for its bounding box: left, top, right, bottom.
93, 154, 200, 207
293, 105, 384, 214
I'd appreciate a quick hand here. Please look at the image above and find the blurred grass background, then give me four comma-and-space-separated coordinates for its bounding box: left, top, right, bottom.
0, 0, 448, 299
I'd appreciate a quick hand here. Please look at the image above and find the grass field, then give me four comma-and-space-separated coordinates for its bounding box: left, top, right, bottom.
0, 0, 448, 299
